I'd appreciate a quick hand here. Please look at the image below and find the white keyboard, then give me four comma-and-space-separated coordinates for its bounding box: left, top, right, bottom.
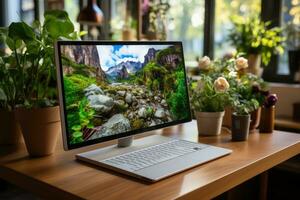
102, 139, 209, 172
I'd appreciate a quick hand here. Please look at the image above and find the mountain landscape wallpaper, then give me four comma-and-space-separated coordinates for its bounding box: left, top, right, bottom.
61, 44, 190, 144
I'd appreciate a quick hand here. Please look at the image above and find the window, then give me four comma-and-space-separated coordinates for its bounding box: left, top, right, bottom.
64, 0, 80, 31
110, 0, 127, 40
214, 0, 261, 58
167, 0, 204, 61
21, 0, 35, 24
278, 0, 300, 76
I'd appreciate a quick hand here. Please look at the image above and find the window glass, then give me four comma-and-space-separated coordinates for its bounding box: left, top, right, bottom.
110, 0, 127, 40
278, 0, 300, 76
214, 0, 261, 59
21, 0, 35, 24
64, 0, 80, 31
166, 0, 204, 62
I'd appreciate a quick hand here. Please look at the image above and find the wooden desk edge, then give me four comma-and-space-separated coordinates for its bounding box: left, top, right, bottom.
0, 166, 83, 200
1, 132, 300, 200
178, 141, 300, 200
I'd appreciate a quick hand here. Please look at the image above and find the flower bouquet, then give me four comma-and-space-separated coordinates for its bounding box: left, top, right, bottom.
191, 58, 231, 136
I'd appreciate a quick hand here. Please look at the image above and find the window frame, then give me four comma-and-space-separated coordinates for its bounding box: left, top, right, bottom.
203, 0, 295, 83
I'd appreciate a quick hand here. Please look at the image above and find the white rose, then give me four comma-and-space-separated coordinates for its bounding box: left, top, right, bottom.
214, 77, 230, 92
198, 56, 211, 70
235, 57, 248, 70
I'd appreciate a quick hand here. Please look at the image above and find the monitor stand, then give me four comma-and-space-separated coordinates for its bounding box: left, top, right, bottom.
117, 136, 133, 148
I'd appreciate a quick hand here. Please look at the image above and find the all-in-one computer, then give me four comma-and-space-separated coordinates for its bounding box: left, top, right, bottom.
55, 41, 231, 182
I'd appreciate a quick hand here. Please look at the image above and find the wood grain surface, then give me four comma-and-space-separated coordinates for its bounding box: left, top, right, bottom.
1, 120, 300, 200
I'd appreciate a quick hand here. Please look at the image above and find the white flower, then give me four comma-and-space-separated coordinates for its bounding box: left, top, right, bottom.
228, 71, 237, 77
235, 57, 248, 70
198, 56, 211, 70
214, 77, 230, 92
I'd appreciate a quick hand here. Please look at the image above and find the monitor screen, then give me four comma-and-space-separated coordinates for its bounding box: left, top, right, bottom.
56, 41, 191, 149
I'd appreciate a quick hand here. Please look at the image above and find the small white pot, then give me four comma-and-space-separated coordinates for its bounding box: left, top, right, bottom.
195, 111, 225, 136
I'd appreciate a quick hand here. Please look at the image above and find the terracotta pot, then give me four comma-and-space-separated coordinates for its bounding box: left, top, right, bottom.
259, 106, 275, 133
195, 111, 224, 136
247, 54, 263, 76
222, 107, 233, 128
249, 107, 261, 132
0, 110, 23, 145
15, 106, 61, 157
231, 113, 250, 141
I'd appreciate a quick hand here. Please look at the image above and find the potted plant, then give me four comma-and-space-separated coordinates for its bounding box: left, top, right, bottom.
0, 53, 23, 144
228, 15, 285, 76
238, 73, 269, 132
197, 55, 262, 130
0, 10, 84, 156
230, 81, 260, 141
190, 70, 231, 136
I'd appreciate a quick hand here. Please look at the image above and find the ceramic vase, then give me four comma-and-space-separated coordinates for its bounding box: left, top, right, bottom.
231, 113, 250, 141
259, 106, 275, 133
195, 111, 225, 136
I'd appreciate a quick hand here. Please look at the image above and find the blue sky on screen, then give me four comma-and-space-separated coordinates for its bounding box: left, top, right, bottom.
97, 45, 170, 71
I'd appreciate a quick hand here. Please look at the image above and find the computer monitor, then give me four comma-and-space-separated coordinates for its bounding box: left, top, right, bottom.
55, 41, 192, 150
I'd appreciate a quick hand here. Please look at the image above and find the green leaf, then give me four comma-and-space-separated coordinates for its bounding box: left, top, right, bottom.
0, 27, 8, 44
15, 39, 22, 49
32, 20, 41, 30
5, 37, 15, 50
44, 16, 74, 39
0, 88, 7, 101
26, 41, 40, 55
87, 124, 94, 129
43, 10, 74, 39
8, 22, 35, 42
72, 131, 83, 138
71, 125, 81, 131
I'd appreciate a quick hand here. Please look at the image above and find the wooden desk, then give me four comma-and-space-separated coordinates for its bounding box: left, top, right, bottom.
1, 121, 300, 200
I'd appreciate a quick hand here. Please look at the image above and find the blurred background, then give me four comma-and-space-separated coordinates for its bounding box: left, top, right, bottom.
0, 0, 299, 82
2, 0, 299, 122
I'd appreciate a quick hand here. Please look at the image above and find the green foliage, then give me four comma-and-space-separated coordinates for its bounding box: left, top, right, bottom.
239, 73, 268, 106
63, 74, 96, 144
194, 56, 269, 114
135, 54, 189, 120
146, 107, 154, 117
0, 10, 85, 110
69, 98, 95, 144
138, 61, 168, 91
228, 15, 285, 66
190, 75, 231, 112
64, 74, 96, 106
167, 69, 190, 120
229, 76, 260, 115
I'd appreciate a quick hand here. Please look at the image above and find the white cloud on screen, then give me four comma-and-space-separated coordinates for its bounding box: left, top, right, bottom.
97, 45, 171, 71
